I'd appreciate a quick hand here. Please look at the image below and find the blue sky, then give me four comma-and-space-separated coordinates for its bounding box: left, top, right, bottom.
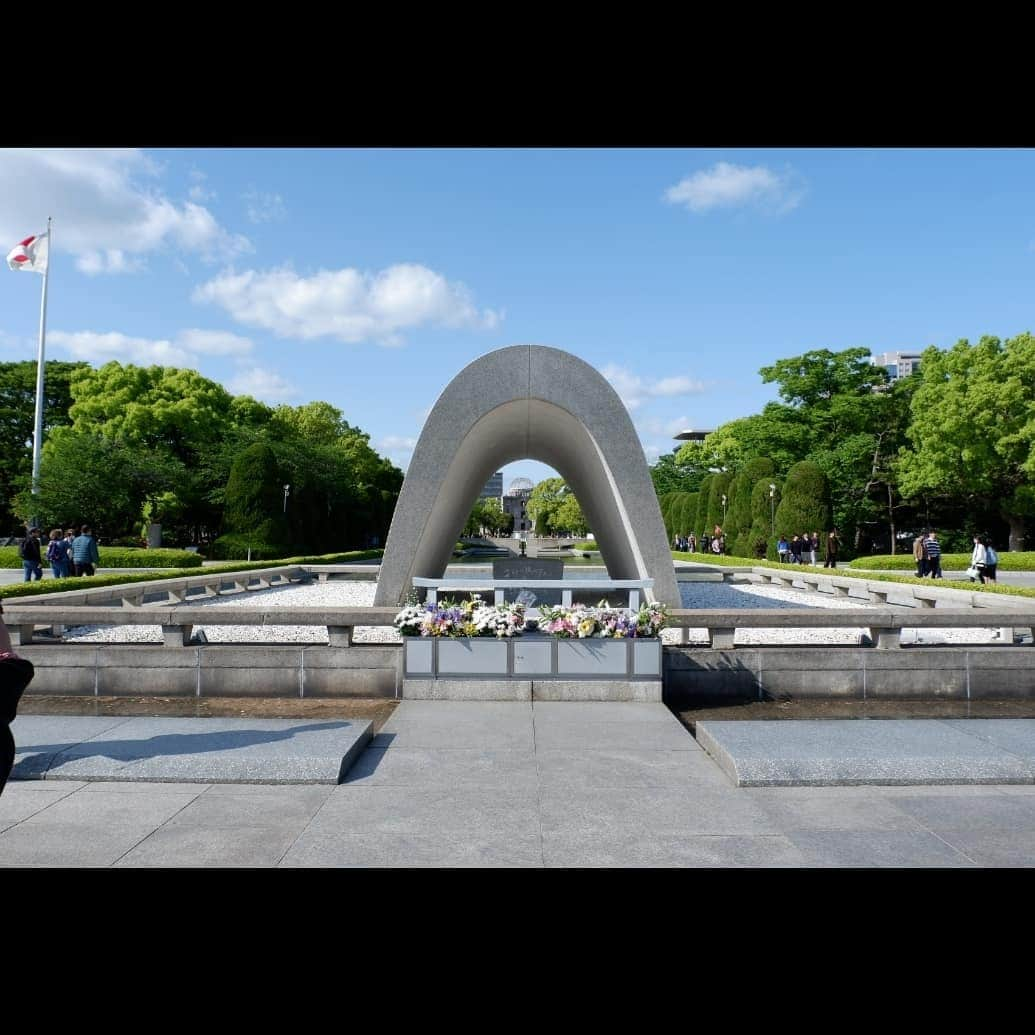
2, 148, 1033, 490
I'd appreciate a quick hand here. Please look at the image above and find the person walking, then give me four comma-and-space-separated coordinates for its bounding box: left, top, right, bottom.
789, 534, 803, 564
72, 525, 100, 577
777, 535, 789, 563
19, 527, 43, 582
688, 532, 696, 553
809, 532, 820, 565
969, 534, 987, 583
46, 529, 70, 579
824, 528, 841, 568
913, 532, 928, 578
981, 537, 998, 583
63, 529, 77, 576
924, 530, 942, 579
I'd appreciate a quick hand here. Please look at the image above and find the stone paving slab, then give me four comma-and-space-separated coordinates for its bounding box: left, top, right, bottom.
696, 720, 1035, 786
9, 717, 372, 785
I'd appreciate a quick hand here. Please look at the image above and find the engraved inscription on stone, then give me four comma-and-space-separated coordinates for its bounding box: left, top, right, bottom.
493, 557, 564, 605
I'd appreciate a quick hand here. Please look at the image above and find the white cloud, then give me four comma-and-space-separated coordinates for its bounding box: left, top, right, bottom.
601, 364, 705, 412
638, 415, 691, 438
193, 263, 502, 346
177, 328, 254, 356
0, 150, 251, 274
642, 443, 667, 462
188, 168, 215, 202
664, 162, 804, 214
48, 327, 254, 367
49, 330, 196, 367
228, 367, 300, 402
378, 435, 419, 451
243, 189, 286, 224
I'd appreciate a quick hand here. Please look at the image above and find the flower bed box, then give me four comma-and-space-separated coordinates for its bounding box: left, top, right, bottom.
437, 638, 508, 675
403, 635, 661, 680
556, 640, 628, 676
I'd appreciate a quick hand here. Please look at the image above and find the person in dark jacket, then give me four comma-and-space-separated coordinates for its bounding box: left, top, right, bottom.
0, 599, 35, 796
824, 529, 841, 568
924, 531, 942, 579
72, 525, 100, 577
789, 534, 803, 564
19, 527, 43, 582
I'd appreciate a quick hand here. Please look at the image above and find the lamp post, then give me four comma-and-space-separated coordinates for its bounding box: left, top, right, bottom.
283, 484, 291, 514
769, 484, 776, 536
721, 493, 727, 528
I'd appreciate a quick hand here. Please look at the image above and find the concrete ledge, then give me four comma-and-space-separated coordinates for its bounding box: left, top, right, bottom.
403, 678, 532, 701
695, 719, 1035, 786
664, 646, 1035, 703
532, 679, 662, 702
11, 716, 374, 784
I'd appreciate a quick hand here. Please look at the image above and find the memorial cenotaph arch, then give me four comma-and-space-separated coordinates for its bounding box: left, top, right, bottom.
373, 345, 681, 608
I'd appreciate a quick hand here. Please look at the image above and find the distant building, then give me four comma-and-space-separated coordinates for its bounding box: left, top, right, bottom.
479, 471, 503, 500
502, 477, 534, 533
872, 350, 923, 383
673, 429, 714, 442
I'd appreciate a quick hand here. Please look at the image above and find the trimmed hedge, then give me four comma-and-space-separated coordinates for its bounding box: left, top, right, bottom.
0, 546, 203, 570
849, 552, 1035, 572
671, 551, 1035, 599
0, 550, 384, 601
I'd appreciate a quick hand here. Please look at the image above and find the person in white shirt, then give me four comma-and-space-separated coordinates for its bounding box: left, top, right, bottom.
969, 535, 987, 583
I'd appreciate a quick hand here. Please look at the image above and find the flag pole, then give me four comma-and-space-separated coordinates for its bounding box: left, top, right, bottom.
30, 216, 51, 513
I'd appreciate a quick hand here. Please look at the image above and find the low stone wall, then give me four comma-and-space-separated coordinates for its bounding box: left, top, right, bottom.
664, 646, 1035, 703
18, 643, 401, 699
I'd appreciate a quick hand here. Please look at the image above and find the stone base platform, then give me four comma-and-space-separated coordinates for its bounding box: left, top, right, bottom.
696, 719, 1035, 786
10, 716, 372, 784
402, 679, 662, 702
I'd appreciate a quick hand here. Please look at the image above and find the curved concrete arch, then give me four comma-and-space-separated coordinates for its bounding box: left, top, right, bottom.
374, 345, 680, 607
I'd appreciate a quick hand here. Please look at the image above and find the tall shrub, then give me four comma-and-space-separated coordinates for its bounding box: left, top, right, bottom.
747, 476, 782, 559
729, 457, 775, 541
220, 442, 290, 552
706, 472, 734, 534
773, 461, 831, 545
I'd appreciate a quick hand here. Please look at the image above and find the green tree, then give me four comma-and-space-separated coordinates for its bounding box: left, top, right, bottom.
0, 360, 89, 532
728, 457, 776, 543
650, 449, 703, 495
695, 474, 713, 537
897, 334, 1035, 551
773, 461, 831, 551
14, 428, 181, 536
706, 471, 734, 534
749, 476, 781, 559
527, 478, 566, 534
219, 442, 290, 552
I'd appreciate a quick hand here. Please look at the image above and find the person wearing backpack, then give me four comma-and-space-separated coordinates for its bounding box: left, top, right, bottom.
46, 528, 70, 579
982, 537, 998, 583
19, 527, 42, 582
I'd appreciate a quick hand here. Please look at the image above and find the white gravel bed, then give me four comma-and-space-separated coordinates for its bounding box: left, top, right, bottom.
62, 576, 1004, 646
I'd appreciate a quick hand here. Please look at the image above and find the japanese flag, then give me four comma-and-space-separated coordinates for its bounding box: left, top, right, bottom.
6, 232, 49, 274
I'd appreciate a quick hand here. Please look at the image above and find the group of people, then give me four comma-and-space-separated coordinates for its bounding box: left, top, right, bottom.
777, 531, 840, 567
673, 527, 726, 555
18, 525, 101, 582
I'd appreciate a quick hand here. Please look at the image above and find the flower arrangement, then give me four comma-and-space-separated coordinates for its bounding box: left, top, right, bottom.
539, 600, 668, 639
394, 595, 525, 638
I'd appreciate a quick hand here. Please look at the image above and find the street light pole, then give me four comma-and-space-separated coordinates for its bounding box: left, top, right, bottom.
283, 484, 290, 514
769, 484, 776, 536
721, 493, 727, 528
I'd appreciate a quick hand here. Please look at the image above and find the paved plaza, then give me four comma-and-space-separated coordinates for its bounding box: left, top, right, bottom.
3, 702, 1035, 867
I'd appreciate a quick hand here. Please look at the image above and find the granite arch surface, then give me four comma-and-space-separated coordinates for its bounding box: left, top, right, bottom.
373, 345, 680, 607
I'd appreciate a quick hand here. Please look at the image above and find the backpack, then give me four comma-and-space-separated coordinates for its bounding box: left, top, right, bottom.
986, 547, 998, 566
46, 539, 63, 563
19, 537, 33, 560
